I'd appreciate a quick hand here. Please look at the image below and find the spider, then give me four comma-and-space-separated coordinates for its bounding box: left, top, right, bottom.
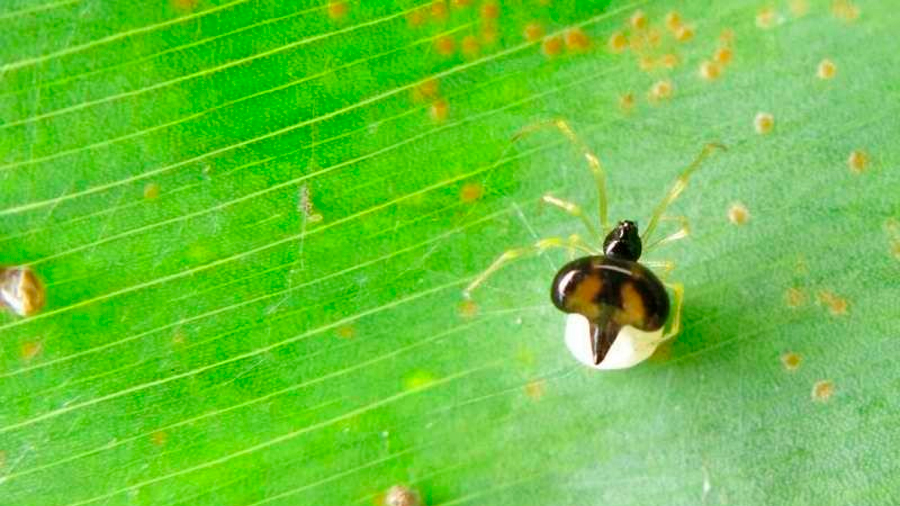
463, 120, 724, 370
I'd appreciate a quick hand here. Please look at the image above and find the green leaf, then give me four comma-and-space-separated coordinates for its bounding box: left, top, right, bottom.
1, 0, 898, 504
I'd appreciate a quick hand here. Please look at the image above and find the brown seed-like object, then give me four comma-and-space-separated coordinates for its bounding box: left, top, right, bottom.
1, 265, 46, 316
385, 485, 421, 506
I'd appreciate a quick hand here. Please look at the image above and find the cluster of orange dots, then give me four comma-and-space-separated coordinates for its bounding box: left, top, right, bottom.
539, 26, 592, 59
604, 10, 709, 104
411, 79, 450, 123
698, 30, 734, 82
817, 290, 849, 316
831, 0, 861, 22
408, 1, 496, 58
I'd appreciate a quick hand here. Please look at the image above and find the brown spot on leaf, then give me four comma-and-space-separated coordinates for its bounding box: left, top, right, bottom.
460, 34, 480, 58
542, 35, 564, 57
21, 341, 42, 361
327, 1, 348, 21
817, 59, 837, 80
336, 325, 355, 339
434, 35, 455, 56
523, 22, 544, 42
143, 182, 160, 200
812, 380, 835, 401
781, 352, 802, 371
480, 1, 499, 20
429, 99, 449, 122
458, 299, 478, 319
785, 287, 806, 308
151, 431, 168, 446
430, 0, 449, 21
817, 290, 848, 315
460, 182, 484, 203
525, 379, 546, 400
608, 31, 628, 53
564, 27, 591, 52
847, 150, 868, 174
727, 202, 750, 225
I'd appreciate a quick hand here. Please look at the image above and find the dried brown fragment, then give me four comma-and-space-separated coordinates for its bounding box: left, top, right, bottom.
385, 485, 421, 506
1, 265, 46, 317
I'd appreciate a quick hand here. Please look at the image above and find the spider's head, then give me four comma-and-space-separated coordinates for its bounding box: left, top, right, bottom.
603, 220, 642, 262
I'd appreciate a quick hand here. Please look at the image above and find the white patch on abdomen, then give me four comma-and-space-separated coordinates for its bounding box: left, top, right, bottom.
564, 313, 665, 370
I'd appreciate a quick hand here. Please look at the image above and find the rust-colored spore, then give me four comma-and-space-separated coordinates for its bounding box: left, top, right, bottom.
630, 10, 648, 30
756, 7, 777, 29
480, 1, 499, 20
754, 112, 774, 134
831, 0, 860, 21
785, 287, 806, 308
21, 341, 42, 361
661, 53, 680, 69
430, 0, 449, 21
458, 299, 478, 318
411, 79, 440, 102
144, 182, 160, 200
460, 182, 484, 203
727, 202, 750, 225
674, 25, 694, 42
847, 150, 868, 173
542, 35, 564, 57
406, 7, 427, 27
523, 22, 544, 42
327, 1, 348, 21
336, 325, 355, 339
817, 290, 848, 315
619, 92, 635, 112
608, 31, 628, 53
817, 59, 837, 79
564, 27, 591, 52
649, 80, 673, 101
699, 60, 722, 81
525, 379, 546, 400
429, 99, 449, 122
714, 47, 733, 65
812, 380, 835, 401
461, 34, 480, 57
151, 430, 169, 446
434, 35, 455, 56
664, 11, 682, 32
781, 352, 802, 371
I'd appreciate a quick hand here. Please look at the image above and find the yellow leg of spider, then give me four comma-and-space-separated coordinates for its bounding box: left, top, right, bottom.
463, 235, 594, 298
512, 119, 611, 231
642, 259, 676, 280
644, 215, 690, 253
541, 194, 602, 243
662, 281, 685, 341
642, 143, 726, 246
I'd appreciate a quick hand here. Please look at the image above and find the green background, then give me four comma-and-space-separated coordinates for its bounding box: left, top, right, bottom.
1, 0, 898, 504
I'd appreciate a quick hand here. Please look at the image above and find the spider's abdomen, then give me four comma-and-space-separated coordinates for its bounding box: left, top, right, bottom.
550, 256, 670, 334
